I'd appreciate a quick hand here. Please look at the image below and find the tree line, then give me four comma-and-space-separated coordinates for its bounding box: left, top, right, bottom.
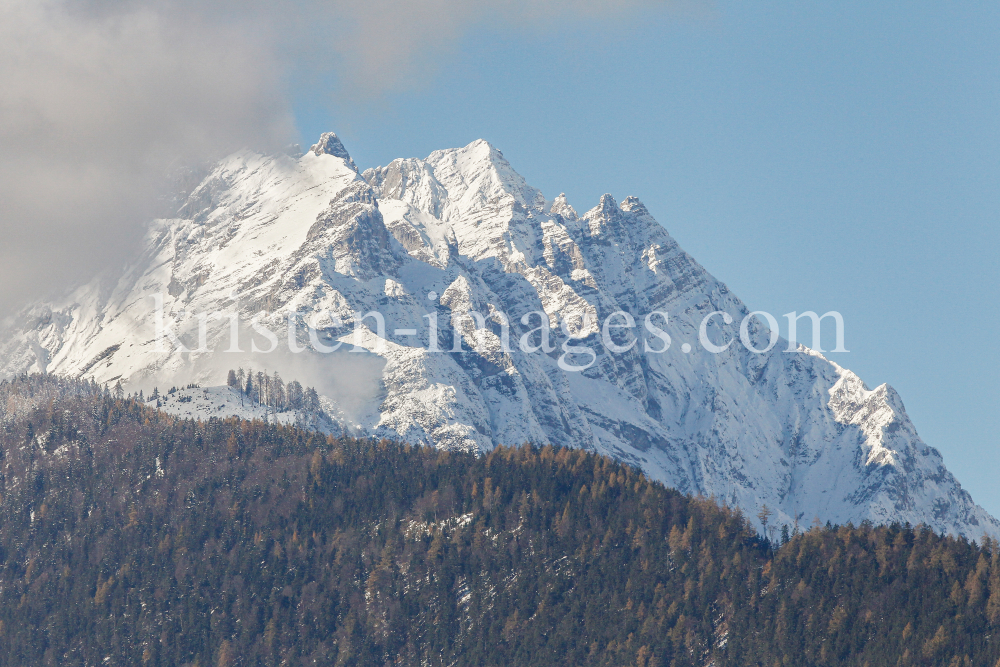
224, 367, 322, 414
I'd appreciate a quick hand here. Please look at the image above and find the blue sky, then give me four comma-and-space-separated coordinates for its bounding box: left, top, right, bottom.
294, 1, 1000, 517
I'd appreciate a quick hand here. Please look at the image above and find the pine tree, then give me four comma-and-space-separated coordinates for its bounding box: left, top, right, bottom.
271, 372, 285, 410
286, 380, 304, 411
758, 504, 772, 538
244, 369, 254, 404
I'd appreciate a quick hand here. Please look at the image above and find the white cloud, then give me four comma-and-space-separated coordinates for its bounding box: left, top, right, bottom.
0, 0, 293, 311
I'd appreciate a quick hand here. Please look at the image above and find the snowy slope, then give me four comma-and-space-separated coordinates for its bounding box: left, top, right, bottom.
2, 132, 996, 540
147, 385, 342, 435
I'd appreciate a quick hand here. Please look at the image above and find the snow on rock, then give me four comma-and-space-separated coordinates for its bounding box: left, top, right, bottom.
310, 132, 357, 172
1, 133, 996, 541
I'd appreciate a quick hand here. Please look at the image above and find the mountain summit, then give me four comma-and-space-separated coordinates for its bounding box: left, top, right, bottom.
1, 133, 996, 540
310, 131, 356, 171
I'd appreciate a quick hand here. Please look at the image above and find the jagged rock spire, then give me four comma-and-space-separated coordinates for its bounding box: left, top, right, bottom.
549, 193, 578, 220
310, 132, 357, 172
620, 196, 650, 218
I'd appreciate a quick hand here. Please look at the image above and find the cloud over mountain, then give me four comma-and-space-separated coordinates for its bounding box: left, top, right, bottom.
0, 0, 690, 314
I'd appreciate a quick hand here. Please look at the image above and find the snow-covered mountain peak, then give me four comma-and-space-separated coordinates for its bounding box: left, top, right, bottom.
368, 139, 545, 223
549, 193, 578, 220
591, 192, 620, 215
583, 193, 626, 236
620, 195, 653, 219
2, 131, 997, 542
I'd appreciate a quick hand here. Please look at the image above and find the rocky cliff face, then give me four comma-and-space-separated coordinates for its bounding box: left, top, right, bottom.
2, 133, 996, 539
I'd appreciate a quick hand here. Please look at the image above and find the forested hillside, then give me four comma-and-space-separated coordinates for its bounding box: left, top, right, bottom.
1, 375, 998, 667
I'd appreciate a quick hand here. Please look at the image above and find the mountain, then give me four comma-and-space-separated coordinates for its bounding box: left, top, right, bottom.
0, 132, 996, 540
2, 377, 999, 667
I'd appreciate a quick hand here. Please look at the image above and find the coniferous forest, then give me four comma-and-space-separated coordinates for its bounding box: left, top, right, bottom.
1, 375, 999, 667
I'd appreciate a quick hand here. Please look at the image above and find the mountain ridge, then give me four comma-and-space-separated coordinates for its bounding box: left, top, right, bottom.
1, 133, 995, 541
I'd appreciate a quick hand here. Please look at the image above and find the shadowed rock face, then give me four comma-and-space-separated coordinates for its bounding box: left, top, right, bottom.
1, 134, 997, 541
310, 132, 357, 172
